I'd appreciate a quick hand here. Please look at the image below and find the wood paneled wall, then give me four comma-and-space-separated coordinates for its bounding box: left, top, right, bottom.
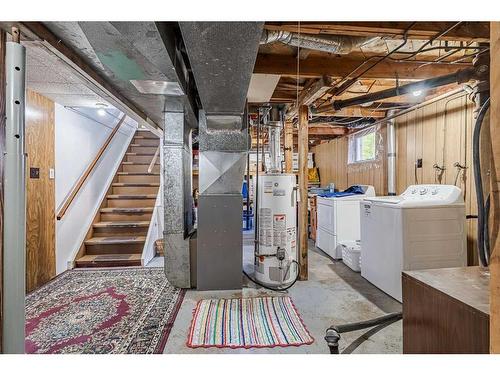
394, 93, 478, 265
490, 21, 500, 354
312, 126, 386, 194
26, 90, 56, 292
312, 92, 479, 265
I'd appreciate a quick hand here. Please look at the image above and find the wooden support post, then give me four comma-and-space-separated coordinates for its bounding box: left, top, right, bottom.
284, 120, 293, 174
298, 105, 309, 280
490, 21, 500, 354
0, 28, 6, 354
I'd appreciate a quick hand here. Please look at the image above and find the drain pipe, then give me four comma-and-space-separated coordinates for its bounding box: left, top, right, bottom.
386, 110, 397, 196
3, 30, 27, 353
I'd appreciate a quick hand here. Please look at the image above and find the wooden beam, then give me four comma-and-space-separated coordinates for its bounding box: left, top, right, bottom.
298, 105, 309, 280
0, 28, 5, 354
490, 21, 500, 354
255, 54, 470, 80
293, 126, 348, 136
284, 120, 293, 173
264, 22, 490, 42
287, 76, 334, 119
314, 107, 386, 118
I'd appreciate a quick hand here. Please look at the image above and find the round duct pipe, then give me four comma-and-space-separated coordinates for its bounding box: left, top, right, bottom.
260, 30, 378, 55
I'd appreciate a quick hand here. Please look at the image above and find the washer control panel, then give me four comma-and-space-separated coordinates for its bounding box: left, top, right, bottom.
401, 184, 463, 205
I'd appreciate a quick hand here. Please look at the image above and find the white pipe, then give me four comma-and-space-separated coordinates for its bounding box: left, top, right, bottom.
386, 110, 397, 196
3, 41, 26, 353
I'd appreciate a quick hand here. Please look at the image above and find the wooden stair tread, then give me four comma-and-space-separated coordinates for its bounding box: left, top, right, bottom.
100, 207, 154, 213
85, 236, 146, 245
121, 162, 155, 165
93, 221, 150, 228
116, 172, 160, 176
130, 143, 159, 147
107, 194, 157, 199
112, 182, 160, 187
76, 254, 142, 265
125, 152, 157, 156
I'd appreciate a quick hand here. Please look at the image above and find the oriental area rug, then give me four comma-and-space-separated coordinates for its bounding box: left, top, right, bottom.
187, 296, 314, 349
25, 267, 185, 354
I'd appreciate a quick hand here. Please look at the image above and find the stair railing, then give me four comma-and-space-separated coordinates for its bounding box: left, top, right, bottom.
56, 114, 127, 220
147, 145, 160, 174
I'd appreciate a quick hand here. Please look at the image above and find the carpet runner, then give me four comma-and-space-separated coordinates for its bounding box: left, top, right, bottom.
25, 267, 185, 354
187, 296, 314, 349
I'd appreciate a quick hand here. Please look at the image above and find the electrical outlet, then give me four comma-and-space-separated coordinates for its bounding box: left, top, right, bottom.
416, 158, 423, 168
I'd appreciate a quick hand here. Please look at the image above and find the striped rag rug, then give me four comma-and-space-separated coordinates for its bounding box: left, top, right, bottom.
187, 296, 314, 349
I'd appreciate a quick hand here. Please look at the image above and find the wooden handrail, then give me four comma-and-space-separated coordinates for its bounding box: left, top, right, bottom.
148, 145, 160, 174
56, 114, 127, 220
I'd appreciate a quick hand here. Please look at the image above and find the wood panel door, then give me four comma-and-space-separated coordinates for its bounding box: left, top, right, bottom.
26, 90, 56, 292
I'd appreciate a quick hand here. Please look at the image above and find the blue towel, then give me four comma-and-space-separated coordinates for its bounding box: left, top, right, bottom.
318, 185, 365, 198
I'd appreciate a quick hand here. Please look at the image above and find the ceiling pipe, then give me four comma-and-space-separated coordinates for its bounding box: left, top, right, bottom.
332, 66, 483, 110
260, 30, 378, 54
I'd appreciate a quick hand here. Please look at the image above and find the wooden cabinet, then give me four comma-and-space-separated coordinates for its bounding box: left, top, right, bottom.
402, 267, 489, 354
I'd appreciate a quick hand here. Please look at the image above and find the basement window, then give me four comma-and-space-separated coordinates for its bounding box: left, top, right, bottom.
348, 127, 376, 164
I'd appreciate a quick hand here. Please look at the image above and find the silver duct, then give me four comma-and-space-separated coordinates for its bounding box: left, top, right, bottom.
386, 110, 397, 196
163, 107, 194, 288
268, 125, 282, 173
180, 22, 263, 290
260, 30, 377, 54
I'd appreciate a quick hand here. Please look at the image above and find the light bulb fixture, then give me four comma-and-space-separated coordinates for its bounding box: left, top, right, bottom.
412, 90, 423, 97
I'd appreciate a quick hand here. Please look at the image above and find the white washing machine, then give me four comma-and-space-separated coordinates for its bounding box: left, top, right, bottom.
360, 184, 466, 302
316, 185, 375, 259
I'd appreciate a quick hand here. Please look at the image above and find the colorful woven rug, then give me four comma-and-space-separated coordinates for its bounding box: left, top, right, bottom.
25, 267, 185, 354
187, 296, 314, 349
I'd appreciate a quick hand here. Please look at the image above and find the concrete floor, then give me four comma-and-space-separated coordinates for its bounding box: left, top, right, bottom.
150, 232, 402, 354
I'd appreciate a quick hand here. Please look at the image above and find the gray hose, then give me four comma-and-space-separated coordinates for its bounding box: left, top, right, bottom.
472, 97, 490, 267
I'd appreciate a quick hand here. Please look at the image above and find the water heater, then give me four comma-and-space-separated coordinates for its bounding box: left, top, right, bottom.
254, 173, 298, 287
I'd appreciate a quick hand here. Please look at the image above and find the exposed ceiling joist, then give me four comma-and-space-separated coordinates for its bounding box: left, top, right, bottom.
254, 54, 471, 80
286, 75, 334, 118
264, 22, 490, 42
314, 107, 386, 118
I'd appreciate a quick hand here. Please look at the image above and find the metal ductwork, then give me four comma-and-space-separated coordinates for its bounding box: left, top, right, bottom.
163, 100, 196, 289
260, 30, 377, 54
180, 22, 263, 290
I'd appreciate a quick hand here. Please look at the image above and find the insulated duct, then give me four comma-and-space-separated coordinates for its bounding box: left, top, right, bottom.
260, 30, 377, 54
180, 22, 263, 290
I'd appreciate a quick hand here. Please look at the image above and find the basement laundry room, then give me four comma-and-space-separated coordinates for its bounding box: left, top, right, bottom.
0, 1, 499, 369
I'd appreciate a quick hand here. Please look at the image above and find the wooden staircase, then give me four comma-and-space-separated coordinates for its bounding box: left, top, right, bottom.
75, 130, 161, 268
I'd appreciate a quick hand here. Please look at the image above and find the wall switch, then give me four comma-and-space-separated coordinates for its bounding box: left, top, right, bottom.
416, 158, 423, 168
49, 168, 55, 179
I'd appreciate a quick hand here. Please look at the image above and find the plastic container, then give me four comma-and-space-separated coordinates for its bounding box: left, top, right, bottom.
339, 240, 361, 272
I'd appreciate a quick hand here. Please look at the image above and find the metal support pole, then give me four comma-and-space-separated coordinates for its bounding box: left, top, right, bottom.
386, 110, 397, 196
3, 41, 26, 354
